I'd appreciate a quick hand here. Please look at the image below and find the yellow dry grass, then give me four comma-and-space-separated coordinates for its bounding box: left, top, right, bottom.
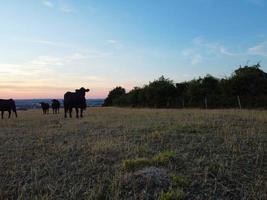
0, 108, 266, 199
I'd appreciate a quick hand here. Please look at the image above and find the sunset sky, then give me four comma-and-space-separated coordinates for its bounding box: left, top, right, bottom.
1, 0, 267, 99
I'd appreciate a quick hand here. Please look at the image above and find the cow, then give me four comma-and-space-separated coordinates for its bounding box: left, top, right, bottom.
51, 99, 60, 114
0, 99, 17, 119
39, 102, 49, 114
64, 87, 90, 118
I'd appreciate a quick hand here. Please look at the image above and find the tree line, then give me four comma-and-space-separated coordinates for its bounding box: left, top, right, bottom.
103, 64, 267, 109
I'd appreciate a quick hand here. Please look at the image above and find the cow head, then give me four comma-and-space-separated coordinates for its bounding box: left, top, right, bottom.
75, 87, 90, 97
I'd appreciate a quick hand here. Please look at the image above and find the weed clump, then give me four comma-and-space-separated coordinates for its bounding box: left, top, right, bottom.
158, 188, 185, 200
122, 150, 176, 171
170, 174, 190, 188
152, 151, 176, 165
120, 167, 171, 200
122, 158, 152, 171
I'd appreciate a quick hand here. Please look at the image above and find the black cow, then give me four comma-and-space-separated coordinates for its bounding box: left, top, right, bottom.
64, 87, 90, 118
51, 99, 60, 114
39, 102, 49, 114
0, 99, 17, 119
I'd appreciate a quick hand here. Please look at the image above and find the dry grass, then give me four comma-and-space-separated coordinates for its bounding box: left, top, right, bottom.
0, 108, 266, 199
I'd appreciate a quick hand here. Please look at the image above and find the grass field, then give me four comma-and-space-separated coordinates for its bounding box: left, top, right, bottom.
0, 108, 266, 200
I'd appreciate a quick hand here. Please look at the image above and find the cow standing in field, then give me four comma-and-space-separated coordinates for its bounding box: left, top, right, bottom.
64, 87, 90, 118
0, 99, 17, 119
51, 99, 60, 114
39, 102, 49, 114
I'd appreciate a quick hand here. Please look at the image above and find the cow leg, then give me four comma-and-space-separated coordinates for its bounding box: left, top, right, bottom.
69, 108, 72, 118
1, 111, 3, 119
80, 109, 83, 118
14, 110, 17, 118
75, 107, 79, 118
8, 110, 11, 118
64, 107, 68, 118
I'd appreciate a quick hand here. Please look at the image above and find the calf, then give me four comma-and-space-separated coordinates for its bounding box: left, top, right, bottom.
0, 99, 17, 119
51, 99, 60, 114
39, 102, 49, 114
64, 87, 90, 118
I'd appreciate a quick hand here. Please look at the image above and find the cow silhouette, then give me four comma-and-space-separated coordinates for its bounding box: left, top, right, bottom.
51, 99, 60, 114
39, 102, 49, 114
0, 99, 17, 119
64, 87, 90, 118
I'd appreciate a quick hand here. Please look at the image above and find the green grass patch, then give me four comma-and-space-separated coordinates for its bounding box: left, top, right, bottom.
158, 188, 185, 200
152, 151, 176, 165
122, 150, 176, 171
170, 174, 190, 188
122, 158, 152, 171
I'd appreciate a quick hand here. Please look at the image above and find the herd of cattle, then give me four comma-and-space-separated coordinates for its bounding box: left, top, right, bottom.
0, 87, 90, 119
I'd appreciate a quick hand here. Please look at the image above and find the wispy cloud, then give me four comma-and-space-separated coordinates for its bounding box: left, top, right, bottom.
181, 48, 203, 65
30, 56, 64, 67
31, 39, 59, 46
42, 0, 54, 8
248, 41, 267, 56
192, 37, 237, 56
181, 37, 238, 65
106, 39, 123, 49
29, 51, 112, 68
41, 0, 76, 13
60, 5, 76, 13
247, 0, 265, 6
107, 40, 118, 44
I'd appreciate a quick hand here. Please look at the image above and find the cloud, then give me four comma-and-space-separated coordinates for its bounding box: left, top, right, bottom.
247, 0, 265, 6
247, 41, 267, 56
28, 51, 112, 69
181, 37, 239, 65
107, 39, 123, 49
60, 5, 76, 13
31, 39, 59, 46
41, 0, 76, 13
107, 40, 118, 44
181, 48, 203, 65
30, 56, 64, 67
42, 0, 54, 8
192, 37, 237, 56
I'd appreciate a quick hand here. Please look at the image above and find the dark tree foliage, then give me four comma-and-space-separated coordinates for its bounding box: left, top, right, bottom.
103, 64, 267, 108
102, 86, 126, 106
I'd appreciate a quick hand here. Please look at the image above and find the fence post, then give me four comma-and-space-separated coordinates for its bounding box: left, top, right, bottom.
204, 96, 208, 109
237, 95, 242, 109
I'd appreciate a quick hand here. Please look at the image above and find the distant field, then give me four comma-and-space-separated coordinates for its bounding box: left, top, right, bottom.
0, 108, 266, 200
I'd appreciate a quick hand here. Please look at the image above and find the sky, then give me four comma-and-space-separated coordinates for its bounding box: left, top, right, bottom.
0, 0, 267, 99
